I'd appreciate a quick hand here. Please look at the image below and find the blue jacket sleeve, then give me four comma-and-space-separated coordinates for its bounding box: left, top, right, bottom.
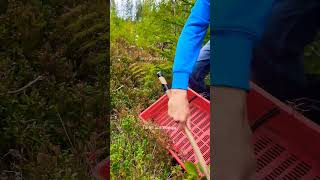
211, 0, 275, 90
171, 0, 210, 90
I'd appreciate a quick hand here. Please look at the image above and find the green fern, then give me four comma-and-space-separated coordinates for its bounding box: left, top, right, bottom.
69, 23, 106, 46
66, 12, 99, 32
57, 5, 85, 25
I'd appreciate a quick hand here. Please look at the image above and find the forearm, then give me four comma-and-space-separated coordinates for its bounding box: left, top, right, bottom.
211, 86, 256, 180
211, 87, 247, 122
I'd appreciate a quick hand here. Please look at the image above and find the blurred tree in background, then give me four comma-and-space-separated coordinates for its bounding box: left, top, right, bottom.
0, 0, 109, 179
111, 0, 210, 57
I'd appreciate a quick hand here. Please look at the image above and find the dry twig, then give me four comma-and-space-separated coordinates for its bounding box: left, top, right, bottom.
7, 75, 44, 94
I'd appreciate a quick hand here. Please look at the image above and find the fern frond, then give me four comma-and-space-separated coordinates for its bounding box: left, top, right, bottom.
58, 5, 85, 25
66, 12, 99, 33
69, 22, 106, 46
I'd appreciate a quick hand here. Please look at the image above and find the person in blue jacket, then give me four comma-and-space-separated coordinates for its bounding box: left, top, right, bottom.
168, 0, 320, 179
168, 0, 273, 179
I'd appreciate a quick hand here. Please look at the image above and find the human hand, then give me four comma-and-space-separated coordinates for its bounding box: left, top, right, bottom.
167, 89, 191, 129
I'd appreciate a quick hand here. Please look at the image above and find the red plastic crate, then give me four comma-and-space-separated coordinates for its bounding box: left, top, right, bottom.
139, 83, 320, 178
248, 83, 320, 179
139, 88, 210, 169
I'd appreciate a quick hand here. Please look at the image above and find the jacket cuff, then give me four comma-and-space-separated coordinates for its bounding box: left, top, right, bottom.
171, 72, 190, 90
211, 31, 253, 91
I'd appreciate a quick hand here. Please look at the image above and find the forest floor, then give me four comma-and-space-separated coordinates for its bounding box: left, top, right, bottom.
110, 37, 187, 179
0, 1, 108, 179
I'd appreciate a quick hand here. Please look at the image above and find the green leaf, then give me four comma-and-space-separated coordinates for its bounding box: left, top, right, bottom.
185, 161, 199, 177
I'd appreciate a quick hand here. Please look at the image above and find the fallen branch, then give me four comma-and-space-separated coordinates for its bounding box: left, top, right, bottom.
7, 75, 44, 94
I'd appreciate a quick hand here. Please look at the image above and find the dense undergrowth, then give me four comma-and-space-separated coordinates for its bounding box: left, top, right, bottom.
0, 0, 108, 179
110, 38, 183, 178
